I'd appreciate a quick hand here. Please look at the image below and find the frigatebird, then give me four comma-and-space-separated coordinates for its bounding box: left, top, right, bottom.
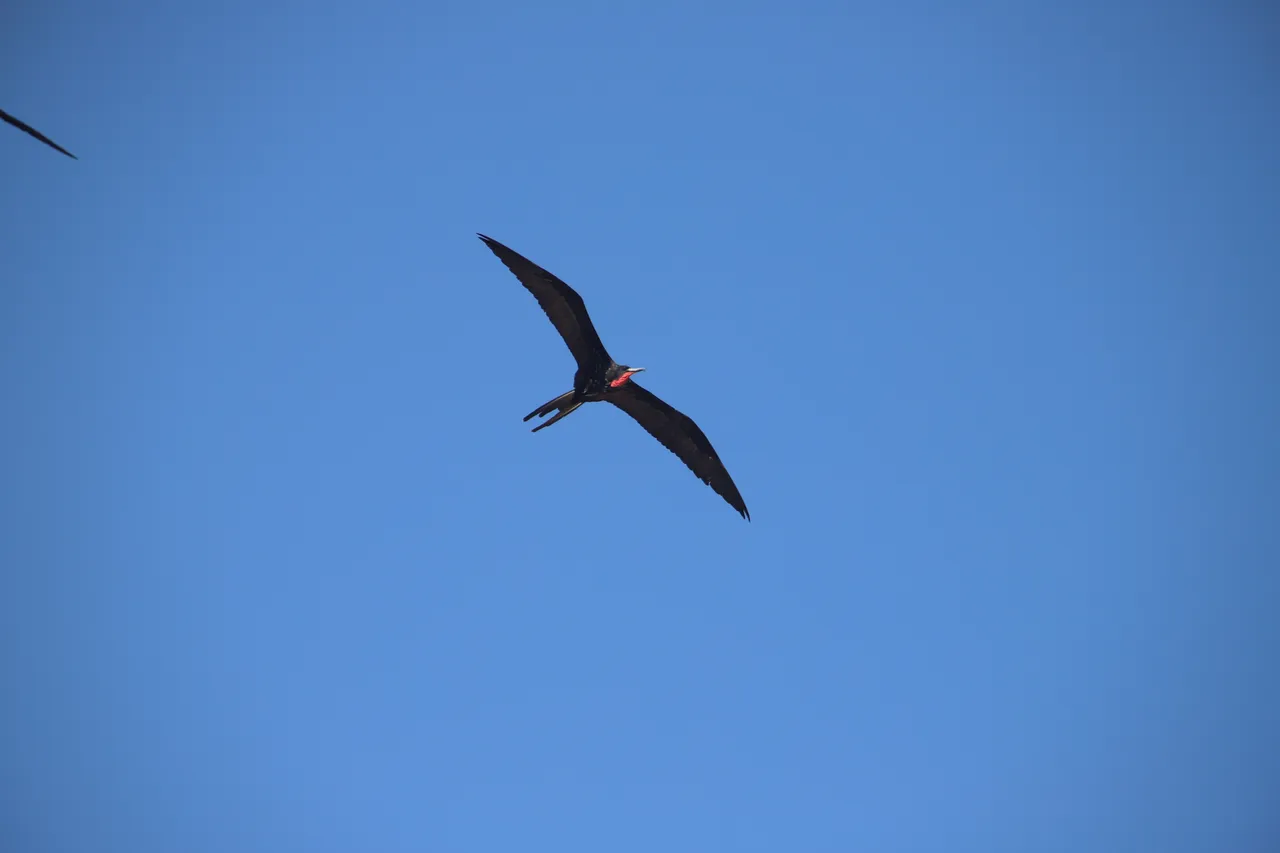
1, 107, 77, 159
478, 234, 750, 520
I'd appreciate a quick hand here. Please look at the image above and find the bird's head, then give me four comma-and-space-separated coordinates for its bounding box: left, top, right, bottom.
608, 365, 646, 388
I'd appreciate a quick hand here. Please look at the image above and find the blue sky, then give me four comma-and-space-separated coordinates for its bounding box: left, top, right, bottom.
2, 1, 1277, 851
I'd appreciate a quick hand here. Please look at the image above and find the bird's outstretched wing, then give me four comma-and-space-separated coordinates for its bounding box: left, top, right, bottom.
607, 381, 749, 520
478, 234, 612, 373
1, 108, 77, 159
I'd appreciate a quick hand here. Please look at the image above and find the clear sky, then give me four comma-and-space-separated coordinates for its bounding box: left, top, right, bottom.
3, 2, 1277, 851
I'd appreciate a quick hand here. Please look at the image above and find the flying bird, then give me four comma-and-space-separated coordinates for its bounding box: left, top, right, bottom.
1, 107, 77, 159
478, 234, 749, 520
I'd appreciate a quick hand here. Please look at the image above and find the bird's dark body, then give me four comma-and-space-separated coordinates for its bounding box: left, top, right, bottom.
525, 362, 641, 428
478, 233, 750, 520
579, 362, 635, 398
1, 107, 77, 159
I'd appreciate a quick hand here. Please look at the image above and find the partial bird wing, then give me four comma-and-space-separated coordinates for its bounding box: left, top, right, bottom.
1, 108, 77, 159
478, 234, 612, 373
607, 381, 750, 520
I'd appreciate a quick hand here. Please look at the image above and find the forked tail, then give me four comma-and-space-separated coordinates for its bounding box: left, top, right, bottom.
524, 390, 583, 433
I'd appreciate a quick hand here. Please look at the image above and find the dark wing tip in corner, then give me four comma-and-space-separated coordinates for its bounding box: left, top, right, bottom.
0, 107, 77, 159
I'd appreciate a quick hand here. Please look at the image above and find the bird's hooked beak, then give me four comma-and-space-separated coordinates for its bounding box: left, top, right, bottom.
627, 367, 646, 376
